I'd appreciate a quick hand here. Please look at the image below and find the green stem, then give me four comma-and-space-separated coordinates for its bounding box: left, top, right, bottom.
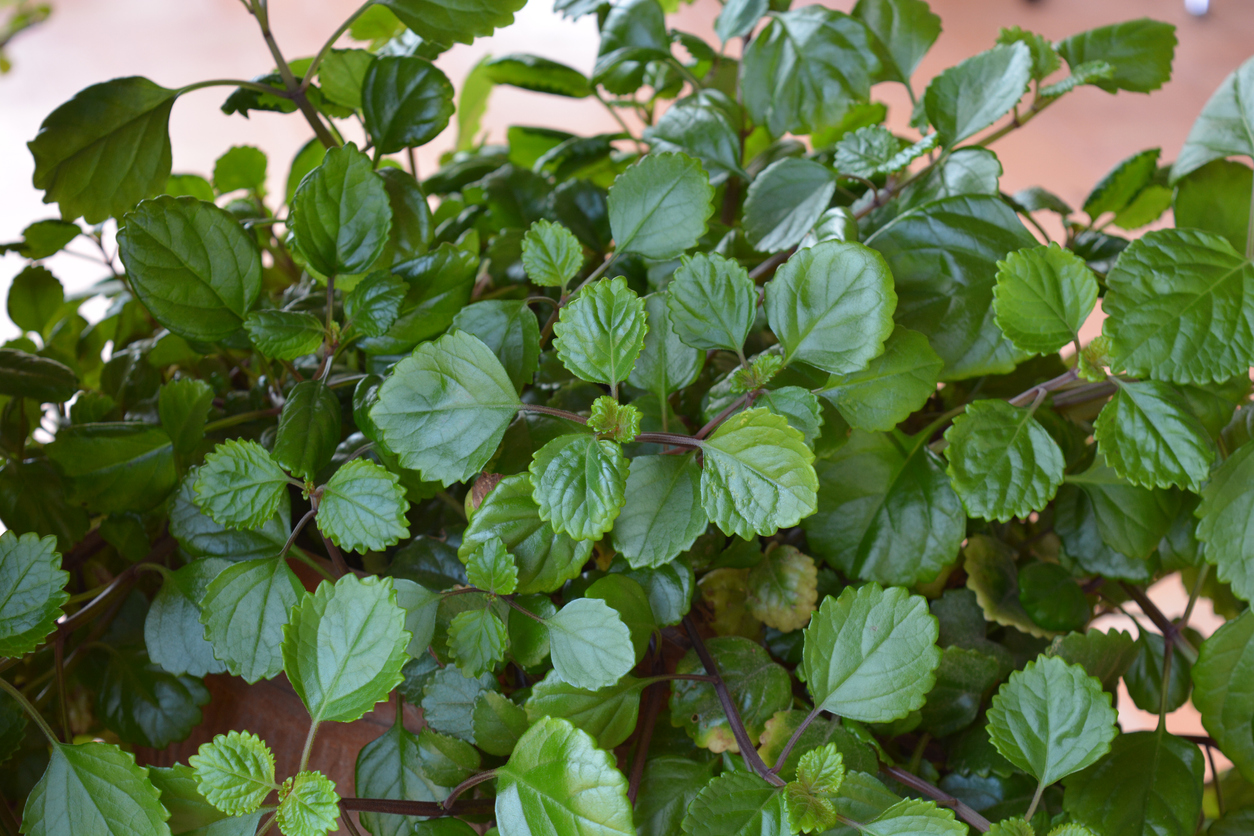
0, 677, 59, 745
1025, 779, 1046, 823
301, 1, 372, 91
442, 769, 498, 810
668, 57, 703, 91
203, 408, 282, 433
178, 78, 284, 96
974, 94, 1060, 148
299, 720, 320, 773
768, 704, 823, 774
1182, 564, 1210, 628
1157, 638, 1175, 730
503, 597, 546, 624
593, 91, 644, 151
249, 0, 338, 149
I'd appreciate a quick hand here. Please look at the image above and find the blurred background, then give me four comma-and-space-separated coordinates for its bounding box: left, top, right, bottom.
0, 0, 1250, 776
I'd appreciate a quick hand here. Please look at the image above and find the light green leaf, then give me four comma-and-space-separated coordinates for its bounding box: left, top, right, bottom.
7, 264, 65, 334
22, 742, 171, 836
1171, 55, 1254, 181
393, 578, 440, 658
46, 423, 176, 513
553, 277, 647, 388
1093, 379, 1214, 492
715, 0, 767, 43
744, 158, 837, 253
746, 544, 817, 632
483, 54, 591, 98
802, 584, 940, 722
354, 721, 449, 836
525, 671, 649, 750
546, 597, 635, 691
212, 146, 266, 194
1198, 443, 1254, 604
680, 771, 787, 836
993, 244, 1099, 355
201, 557, 303, 683
1193, 609, 1254, 779
275, 771, 338, 836
804, 430, 964, 588
316, 459, 410, 554
521, 219, 583, 288
118, 196, 261, 342
148, 763, 261, 836
158, 378, 213, 459
608, 153, 713, 259
375, 0, 527, 47
1173, 159, 1252, 255
473, 691, 530, 757
371, 330, 521, 485
145, 558, 229, 678
700, 408, 818, 539
452, 300, 541, 393
29, 77, 177, 223
1083, 148, 1160, 220
529, 433, 629, 541
466, 538, 518, 595
448, 609, 508, 678
290, 143, 391, 277
244, 310, 325, 361
422, 668, 495, 743
586, 574, 655, 663
318, 48, 374, 109
188, 731, 276, 816
193, 439, 290, 531
612, 454, 707, 569
273, 380, 341, 482
853, 0, 942, 84
861, 798, 966, 836
833, 126, 904, 178
629, 293, 703, 396
1102, 229, 1254, 384
1056, 19, 1177, 94
817, 326, 942, 432
282, 575, 409, 724
0, 532, 67, 658
362, 56, 454, 153
168, 470, 291, 563
786, 780, 837, 834
666, 253, 757, 354
496, 717, 633, 836
923, 42, 1031, 147
943, 399, 1064, 522
345, 271, 407, 338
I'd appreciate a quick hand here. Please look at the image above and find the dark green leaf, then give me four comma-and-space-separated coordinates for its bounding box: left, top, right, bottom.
636, 756, 716, 836
422, 667, 495, 743
363, 56, 455, 153
817, 326, 942, 432
145, 558, 228, 678
7, 265, 64, 335
1124, 630, 1193, 714
0, 349, 77, 403
1056, 19, 1177, 94
1017, 562, 1088, 633
852, 0, 941, 83
290, 143, 392, 277
244, 310, 325, 361
644, 94, 748, 185
612, 454, 707, 569
1198, 442, 1254, 604
359, 244, 477, 354
318, 48, 375, 109
525, 671, 648, 750
1093, 379, 1214, 492
355, 722, 449, 836
157, 378, 213, 459
629, 292, 703, 396
96, 650, 209, 748
48, 423, 176, 513
0, 533, 67, 658
744, 158, 837, 253
1173, 159, 1252, 255
608, 153, 714, 259
671, 636, 792, 751
483, 54, 591, 98
345, 271, 407, 338
376, 0, 528, 47
680, 771, 787, 836
273, 381, 341, 481
1194, 610, 1254, 780
473, 691, 530, 757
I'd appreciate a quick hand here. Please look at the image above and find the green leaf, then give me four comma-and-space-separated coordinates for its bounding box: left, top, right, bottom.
316, 459, 410, 554
318, 48, 375, 109
1060, 459, 1178, 562
635, 756, 716, 836
1198, 442, 1254, 604
611, 453, 707, 569
993, 244, 1099, 355
521, 219, 584, 289
1046, 628, 1138, 693
290, 143, 391, 277
371, 330, 521, 485
1083, 148, 1160, 220
452, 300, 542, 392
943, 399, 1065, 522
275, 771, 338, 836
629, 293, 703, 396
528, 433, 629, 541
1102, 229, 1254, 384
963, 535, 1053, 639
362, 56, 455, 154
671, 635, 793, 751
744, 158, 837, 253
745, 544, 817, 632
680, 771, 787, 836
473, 691, 530, 757
422, 668, 495, 743
168, 470, 291, 563
554, 277, 647, 388
354, 721, 450, 836
378, 167, 434, 264
496, 717, 633, 836
244, 310, 325, 361
860, 798, 966, 836
0, 533, 67, 657
483, 54, 591, 98
1093, 379, 1214, 492
158, 378, 213, 459
833, 126, 904, 178
852, 0, 942, 83
7, 220, 81, 261
466, 538, 518, 595
21, 742, 171, 836
699, 408, 818, 539
546, 597, 635, 690
757, 711, 877, 779
786, 780, 837, 834
145, 558, 229, 678
525, 671, 648, 750
193, 439, 289, 531
986, 656, 1116, 786
7, 265, 65, 335
643, 94, 748, 186
666, 253, 758, 354
1125, 630, 1193, 714
741, 7, 880, 137
459, 474, 593, 595
1173, 159, 1252, 255
29, 77, 178, 223
1062, 731, 1203, 836
272, 381, 341, 482
586, 574, 655, 663
47, 423, 176, 513
1056, 19, 1177, 94
212, 146, 266, 194
188, 731, 276, 816
865, 195, 1037, 380
448, 609, 508, 677
375, 0, 528, 47
0, 349, 77, 403
918, 646, 1003, 738
592, 0, 669, 94
283, 575, 409, 723
804, 430, 964, 588
715, 0, 767, 43
148, 763, 261, 836
117, 196, 262, 342
393, 578, 440, 657
817, 326, 943, 432
923, 43, 1031, 147
1017, 563, 1089, 634
1193, 609, 1254, 779
200, 556, 304, 683
801, 583, 940, 722
357, 244, 479, 356
345, 271, 407, 338
608, 153, 714, 259
1171, 56, 1254, 181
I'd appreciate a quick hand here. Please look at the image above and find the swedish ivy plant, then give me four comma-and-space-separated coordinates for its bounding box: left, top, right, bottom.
2, 1, 1253, 835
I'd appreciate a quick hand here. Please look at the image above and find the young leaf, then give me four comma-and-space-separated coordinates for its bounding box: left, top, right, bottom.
282, 575, 409, 724
145, 558, 229, 678
1192, 609, 1254, 779
525, 671, 649, 750
986, 656, 1117, 787
371, 330, 521, 485
853, 0, 942, 84
188, 731, 276, 816
158, 378, 213, 458
943, 399, 1065, 522
193, 439, 290, 531
833, 125, 904, 178
816, 326, 943, 432
700, 408, 818, 539
1092, 379, 1214, 492
0, 532, 67, 658
465, 537, 518, 595
244, 310, 325, 361
1102, 229, 1254, 384
275, 771, 338, 836
529, 433, 629, 541
362, 56, 454, 154
1171, 56, 1254, 181
117, 196, 262, 342
743, 158, 838, 253
345, 271, 407, 338
315, 459, 410, 554
200, 557, 304, 683
545, 597, 635, 690
452, 300, 542, 393
273, 380, 341, 482
612, 453, 707, 569
22, 742, 171, 836
29, 77, 178, 223
993, 244, 1099, 355
290, 143, 392, 277
801, 584, 940, 722
521, 219, 583, 288
666, 253, 758, 354
680, 771, 788, 836
1056, 19, 1177, 94
746, 543, 818, 632
923, 42, 1032, 147
607, 153, 714, 259
553, 277, 647, 388
496, 717, 633, 836
1198, 443, 1254, 605
6, 265, 65, 335
448, 609, 508, 677
318, 48, 374, 109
